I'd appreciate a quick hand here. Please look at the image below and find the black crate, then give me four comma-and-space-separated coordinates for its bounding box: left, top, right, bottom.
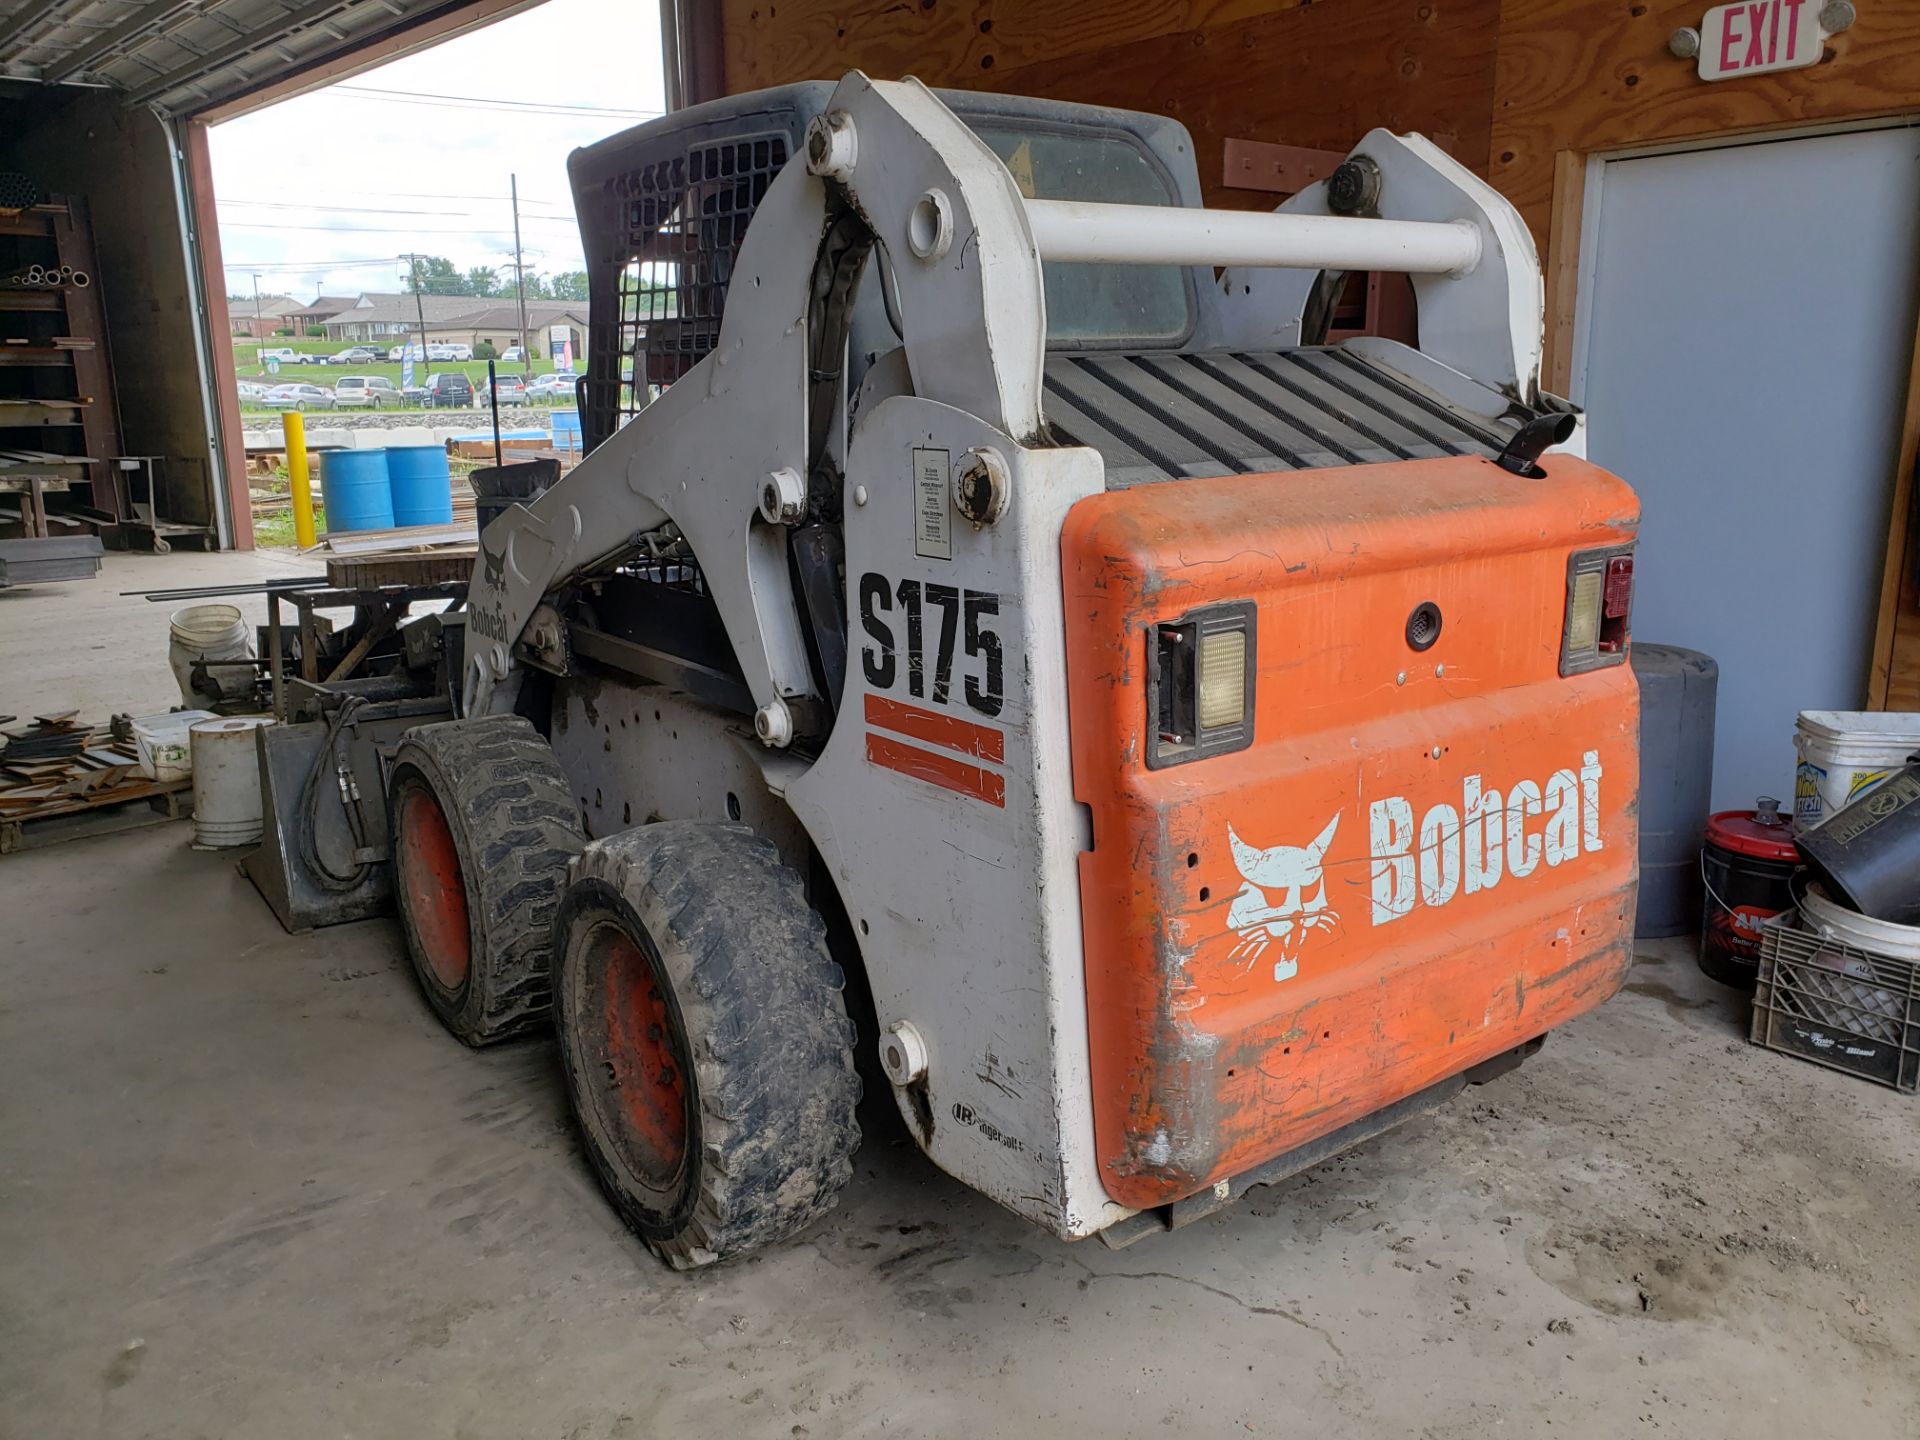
1752, 924, 1920, 1093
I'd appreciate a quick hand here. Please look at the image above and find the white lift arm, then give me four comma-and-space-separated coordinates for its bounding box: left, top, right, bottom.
463, 72, 1542, 724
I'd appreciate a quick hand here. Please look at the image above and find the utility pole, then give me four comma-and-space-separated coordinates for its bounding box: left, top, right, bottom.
251, 272, 264, 368
510, 174, 532, 378
400, 252, 432, 374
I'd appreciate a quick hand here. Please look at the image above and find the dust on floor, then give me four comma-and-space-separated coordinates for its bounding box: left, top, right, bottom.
0, 814, 1913, 1440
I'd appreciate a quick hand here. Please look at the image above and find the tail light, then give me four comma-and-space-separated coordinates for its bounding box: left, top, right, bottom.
1561, 545, 1634, 676
1148, 601, 1257, 768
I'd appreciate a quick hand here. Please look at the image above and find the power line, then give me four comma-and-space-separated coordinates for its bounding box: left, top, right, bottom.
218, 197, 577, 219
329, 84, 661, 119
218, 220, 577, 235
216, 185, 572, 207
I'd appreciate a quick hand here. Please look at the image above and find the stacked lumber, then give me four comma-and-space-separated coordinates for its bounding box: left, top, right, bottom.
0, 713, 174, 826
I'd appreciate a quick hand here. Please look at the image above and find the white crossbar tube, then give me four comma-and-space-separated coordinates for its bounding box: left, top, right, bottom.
1022, 198, 1482, 275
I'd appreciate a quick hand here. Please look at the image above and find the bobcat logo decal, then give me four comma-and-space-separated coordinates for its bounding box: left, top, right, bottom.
479, 540, 507, 591
1226, 815, 1340, 983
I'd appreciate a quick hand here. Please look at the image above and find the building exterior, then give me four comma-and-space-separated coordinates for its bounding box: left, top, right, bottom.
229, 294, 304, 338
318, 294, 587, 358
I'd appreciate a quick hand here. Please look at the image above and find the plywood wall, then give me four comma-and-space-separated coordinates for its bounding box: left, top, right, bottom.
718, 0, 1501, 206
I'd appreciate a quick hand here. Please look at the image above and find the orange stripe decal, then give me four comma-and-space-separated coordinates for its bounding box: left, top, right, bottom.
865, 732, 1007, 808
863, 693, 1005, 763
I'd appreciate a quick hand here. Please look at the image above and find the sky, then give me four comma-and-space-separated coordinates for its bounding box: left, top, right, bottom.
208, 0, 664, 302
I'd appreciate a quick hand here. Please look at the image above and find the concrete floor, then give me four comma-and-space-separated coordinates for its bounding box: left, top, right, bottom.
3, 554, 1918, 1439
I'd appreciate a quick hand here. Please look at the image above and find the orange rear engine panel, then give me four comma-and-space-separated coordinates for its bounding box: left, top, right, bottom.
1063, 454, 1641, 1211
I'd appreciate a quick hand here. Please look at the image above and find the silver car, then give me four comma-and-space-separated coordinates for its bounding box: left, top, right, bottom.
333, 375, 398, 409
267, 383, 335, 411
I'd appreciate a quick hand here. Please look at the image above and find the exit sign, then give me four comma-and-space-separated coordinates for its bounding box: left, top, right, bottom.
1698, 0, 1824, 80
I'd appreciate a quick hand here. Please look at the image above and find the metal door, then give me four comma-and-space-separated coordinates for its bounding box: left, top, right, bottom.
1575, 125, 1920, 809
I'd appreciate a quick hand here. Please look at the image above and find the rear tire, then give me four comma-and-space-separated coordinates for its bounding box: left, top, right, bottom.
388, 716, 584, 1045
553, 822, 861, 1268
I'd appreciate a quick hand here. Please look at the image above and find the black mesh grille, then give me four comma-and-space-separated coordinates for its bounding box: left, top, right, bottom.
589, 131, 789, 439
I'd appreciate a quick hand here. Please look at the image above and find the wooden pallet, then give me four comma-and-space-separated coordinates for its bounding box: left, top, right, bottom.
0, 716, 193, 852
0, 773, 192, 852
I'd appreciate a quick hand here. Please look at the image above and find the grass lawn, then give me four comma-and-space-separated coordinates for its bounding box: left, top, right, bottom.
253, 504, 326, 548
233, 338, 577, 407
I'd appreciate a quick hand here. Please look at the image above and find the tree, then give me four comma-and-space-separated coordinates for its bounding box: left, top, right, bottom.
549, 270, 589, 302
465, 265, 501, 298
406, 255, 469, 295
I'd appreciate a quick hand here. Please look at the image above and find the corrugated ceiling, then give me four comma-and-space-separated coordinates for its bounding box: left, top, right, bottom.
0, 0, 520, 117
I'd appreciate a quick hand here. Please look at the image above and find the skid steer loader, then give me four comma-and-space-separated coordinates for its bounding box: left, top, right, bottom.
385, 73, 1641, 1268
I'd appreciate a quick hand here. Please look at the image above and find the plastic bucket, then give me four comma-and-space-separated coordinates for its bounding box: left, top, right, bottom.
386, 443, 454, 527
319, 448, 394, 533
168, 604, 253, 707
190, 717, 274, 847
131, 708, 218, 782
1699, 805, 1799, 988
1799, 880, 1920, 961
1793, 710, 1920, 828
1795, 762, 1920, 925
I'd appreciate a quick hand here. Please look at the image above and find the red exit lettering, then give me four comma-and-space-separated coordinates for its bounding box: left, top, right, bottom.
1702, 0, 1819, 80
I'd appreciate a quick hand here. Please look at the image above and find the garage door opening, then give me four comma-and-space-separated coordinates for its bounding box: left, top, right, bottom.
200, 0, 663, 549
1, 0, 668, 553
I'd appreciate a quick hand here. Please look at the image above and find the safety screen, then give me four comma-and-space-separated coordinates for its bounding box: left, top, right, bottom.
587, 130, 790, 442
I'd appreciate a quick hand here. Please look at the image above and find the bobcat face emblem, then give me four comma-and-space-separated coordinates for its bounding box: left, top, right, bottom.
479, 541, 507, 591
1225, 815, 1340, 983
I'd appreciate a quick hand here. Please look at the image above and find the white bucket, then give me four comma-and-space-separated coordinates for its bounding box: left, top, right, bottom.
1792, 709, 1920, 829
1798, 882, 1920, 961
168, 604, 254, 708
131, 709, 219, 782
190, 717, 274, 847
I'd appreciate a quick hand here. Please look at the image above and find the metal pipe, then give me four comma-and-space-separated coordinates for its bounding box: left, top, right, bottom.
1020, 198, 1482, 276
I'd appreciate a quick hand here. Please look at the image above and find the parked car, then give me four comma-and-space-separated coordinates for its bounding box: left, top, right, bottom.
236, 380, 271, 402
259, 346, 307, 365
333, 375, 398, 409
427, 342, 474, 362
526, 372, 575, 401
419, 372, 474, 408
385, 343, 425, 362
500, 346, 527, 364
476, 373, 530, 407
266, 383, 335, 411
400, 383, 429, 406
324, 346, 379, 366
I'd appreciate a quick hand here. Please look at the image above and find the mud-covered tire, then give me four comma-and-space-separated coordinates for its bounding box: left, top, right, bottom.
388, 715, 584, 1046
553, 821, 861, 1269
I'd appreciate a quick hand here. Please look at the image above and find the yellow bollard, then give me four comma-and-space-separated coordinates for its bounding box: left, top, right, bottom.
281, 409, 316, 549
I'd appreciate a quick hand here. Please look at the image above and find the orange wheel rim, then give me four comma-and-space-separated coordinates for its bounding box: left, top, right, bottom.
598, 927, 688, 1181
397, 787, 470, 990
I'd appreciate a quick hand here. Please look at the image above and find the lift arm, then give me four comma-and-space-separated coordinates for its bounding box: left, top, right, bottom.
462, 72, 1541, 728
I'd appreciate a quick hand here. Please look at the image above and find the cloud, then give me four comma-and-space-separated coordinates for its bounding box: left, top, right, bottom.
211, 0, 663, 297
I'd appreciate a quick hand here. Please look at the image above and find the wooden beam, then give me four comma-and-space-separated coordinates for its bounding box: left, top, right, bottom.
1220, 139, 1345, 196
1867, 296, 1920, 710
1542, 148, 1582, 398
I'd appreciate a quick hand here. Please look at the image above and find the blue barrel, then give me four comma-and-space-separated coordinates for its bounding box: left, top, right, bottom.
318, 449, 393, 533
386, 444, 454, 527
551, 409, 582, 444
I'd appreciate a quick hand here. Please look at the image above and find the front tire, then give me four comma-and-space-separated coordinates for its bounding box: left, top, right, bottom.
388, 716, 584, 1045
554, 822, 861, 1268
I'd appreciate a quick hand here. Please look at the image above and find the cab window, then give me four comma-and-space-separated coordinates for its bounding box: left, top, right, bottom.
970, 124, 1191, 348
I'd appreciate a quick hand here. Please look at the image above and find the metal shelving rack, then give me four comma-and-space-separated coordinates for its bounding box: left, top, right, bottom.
0, 194, 124, 538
